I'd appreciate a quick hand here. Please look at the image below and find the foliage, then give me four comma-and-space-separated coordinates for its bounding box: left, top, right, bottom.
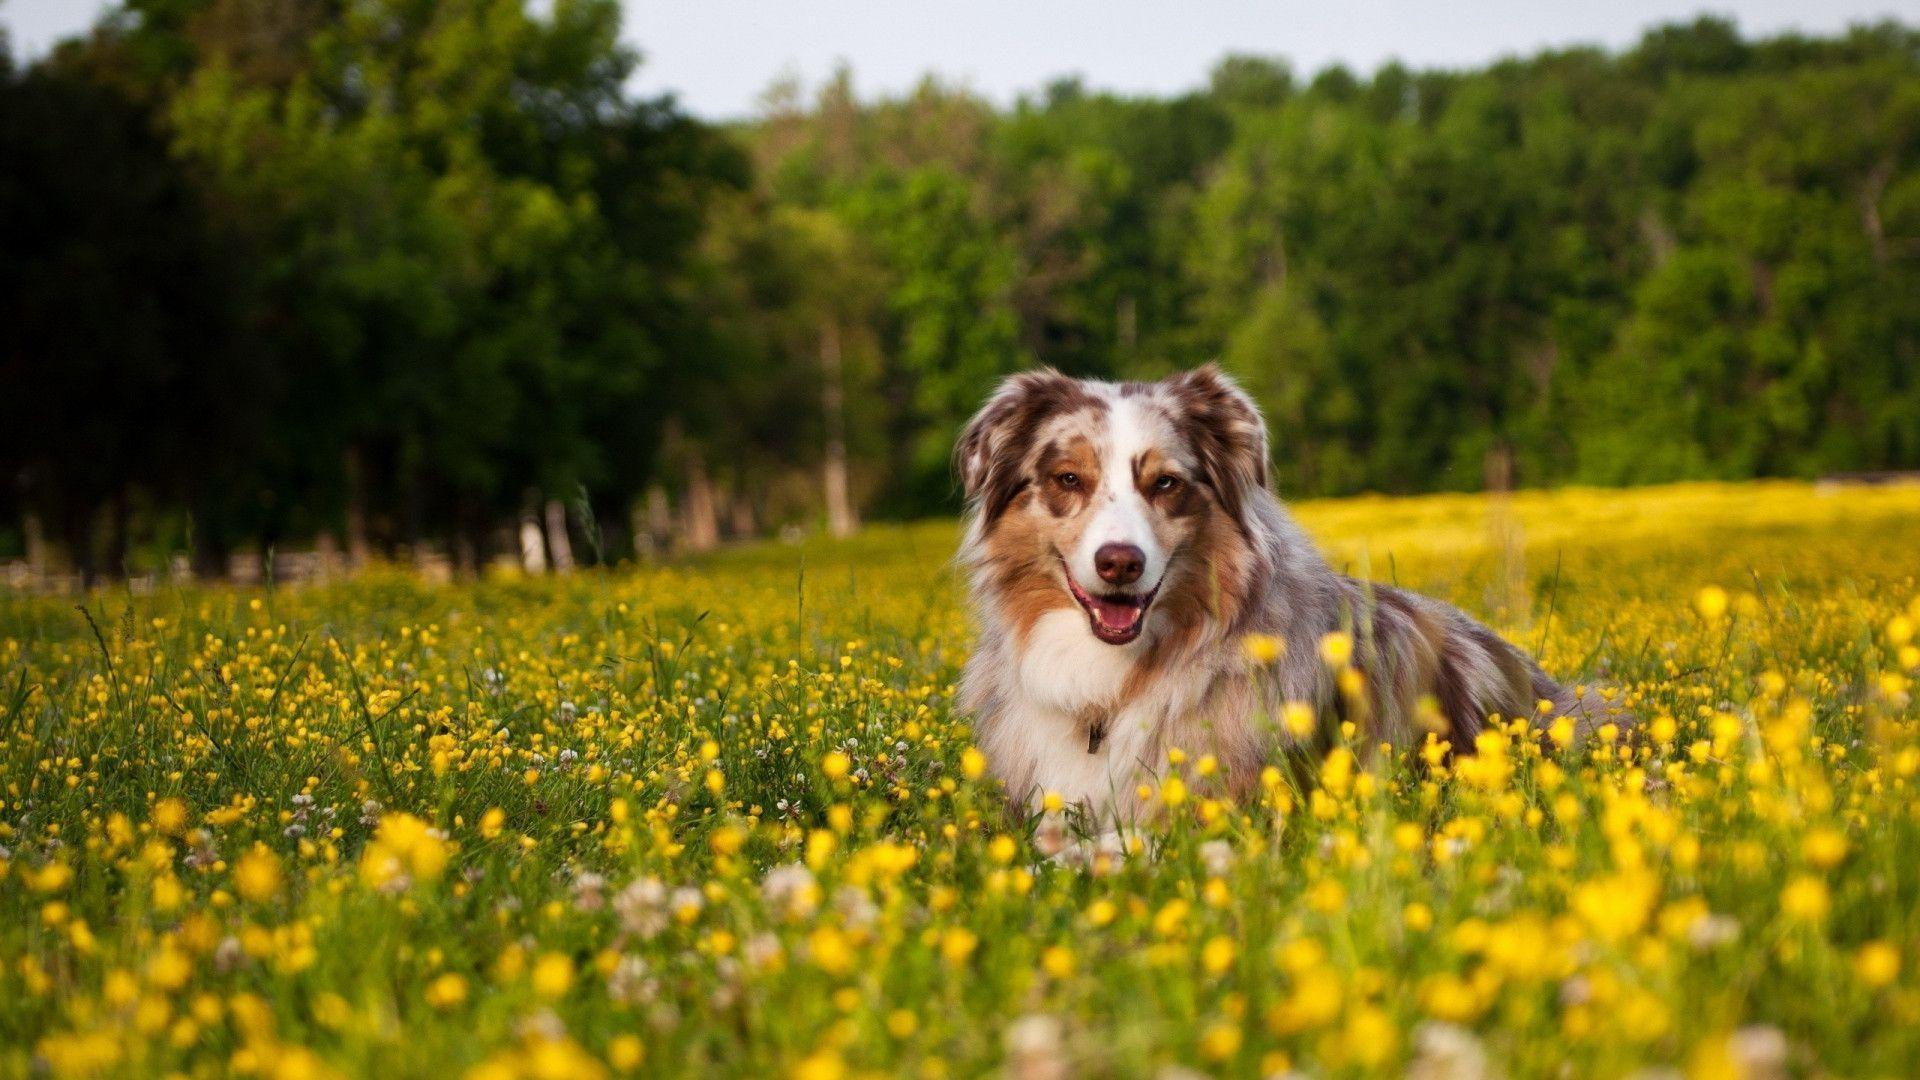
2, 481, 1919, 1075
2, 12, 1919, 572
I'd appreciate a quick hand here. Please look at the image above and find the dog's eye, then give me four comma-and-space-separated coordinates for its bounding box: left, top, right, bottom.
1055, 472, 1080, 489
1153, 475, 1181, 492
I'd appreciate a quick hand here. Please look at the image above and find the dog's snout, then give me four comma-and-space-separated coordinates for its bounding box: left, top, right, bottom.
1094, 543, 1145, 586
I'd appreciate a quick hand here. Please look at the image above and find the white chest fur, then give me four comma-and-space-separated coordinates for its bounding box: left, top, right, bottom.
989, 609, 1169, 820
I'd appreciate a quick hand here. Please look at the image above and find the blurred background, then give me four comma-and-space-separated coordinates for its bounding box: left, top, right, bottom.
2, 0, 1916, 586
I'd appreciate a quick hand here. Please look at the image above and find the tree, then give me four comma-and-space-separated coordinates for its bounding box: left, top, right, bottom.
0, 46, 255, 580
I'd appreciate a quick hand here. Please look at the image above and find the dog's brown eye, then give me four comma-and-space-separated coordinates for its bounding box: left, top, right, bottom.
1154, 475, 1181, 492
1056, 472, 1080, 489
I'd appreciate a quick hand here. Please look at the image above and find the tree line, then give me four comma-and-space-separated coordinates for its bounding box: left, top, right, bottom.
3, 4, 1917, 581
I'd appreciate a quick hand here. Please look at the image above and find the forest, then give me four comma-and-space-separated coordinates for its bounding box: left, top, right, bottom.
3, 2, 1917, 579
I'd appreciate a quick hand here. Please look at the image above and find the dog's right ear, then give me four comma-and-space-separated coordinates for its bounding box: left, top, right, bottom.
956, 369, 1078, 525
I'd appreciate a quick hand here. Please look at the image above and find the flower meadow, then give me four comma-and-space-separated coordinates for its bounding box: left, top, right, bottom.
3, 481, 1919, 1080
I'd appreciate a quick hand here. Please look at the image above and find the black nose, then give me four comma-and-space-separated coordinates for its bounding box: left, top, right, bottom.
1094, 543, 1145, 585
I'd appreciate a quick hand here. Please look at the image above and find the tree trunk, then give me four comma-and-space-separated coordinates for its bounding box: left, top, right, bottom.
313, 532, 343, 580
190, 527, 230, 581
1861, 158, 1892, 266
683, 454, 720, 553
640, 486, 672, 558
23, 509, 48, 583
1638, 208, 1676, 267
64, 506, 96, 589
631, 495, 657, 559
729, 489, 757, 539
102, 491, 129, 581
1483, 441, 1515, 493
543, 499, 574, 573
344, 446, 371, 568
820, 319, 858, 538
519, 511, 548, 574
448, 499, 482, 578
452, 530, 478, 577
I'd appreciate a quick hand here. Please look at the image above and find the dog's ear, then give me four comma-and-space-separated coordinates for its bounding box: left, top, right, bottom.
1166, 363, 1270, 532
956, 369, 1080, 525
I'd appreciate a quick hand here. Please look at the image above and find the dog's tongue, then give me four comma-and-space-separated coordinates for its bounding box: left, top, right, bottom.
1088, 595, 1145, 632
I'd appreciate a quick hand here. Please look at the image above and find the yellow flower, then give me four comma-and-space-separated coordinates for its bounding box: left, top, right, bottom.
1319, 631, 1354, 667
1854, 941, 1900, 987
1341, 1005, 1396, 1066
30, 862, 73, 894
1780, 876, 1830, 922
1041, 946, 1074, 978
988, 835, 1017, 864
531, 952, 575, 999
821, 752, 850, 781
1306, 879, 1346, 914
1694, 586, 1730, 620
479, 808, 506, 839
146, 946, 193, 991
961, 747, 987, 780
233, 845, 284, 903
808, 927, 852, 975
1242, 633, 1286, 664
1573, 870, 1657, 942
1802, 828, 1848, 869
607, 1035, 645, 1071
1403, 902, 1434, 932
152, 874, 185, 913
791, 1051, 844, 1080
1159, 776, 1188, 808
940, 927, 978, 966
1153, 898, 1190, 937
710, 825, 746, 856
1199, 1021, 1242, 1061
425, 973, 467, 1009
152, 798, 189, 836
1201, 936, 1236, 975
359, 813, 450, 891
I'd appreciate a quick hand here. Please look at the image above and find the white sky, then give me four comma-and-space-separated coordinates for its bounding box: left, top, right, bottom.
6, 0, 1917, 120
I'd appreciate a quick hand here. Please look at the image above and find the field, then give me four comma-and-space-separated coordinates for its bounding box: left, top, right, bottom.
4, 481, 1919, 1079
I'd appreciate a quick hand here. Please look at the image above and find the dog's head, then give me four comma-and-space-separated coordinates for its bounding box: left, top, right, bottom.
956, 364, 1268, 646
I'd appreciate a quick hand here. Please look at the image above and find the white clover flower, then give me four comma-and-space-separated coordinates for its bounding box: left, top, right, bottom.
833, 886, 878, 929
1727, 1026, 1789, 1080
761, 862, 820, 919
1408, 1022, 1494, 1080
613, 877, 670, 939
606, 955, 658, 1005
571, 871, 607, 913
1004, 1013, 1066, 1080
1199, 839, 1234, 877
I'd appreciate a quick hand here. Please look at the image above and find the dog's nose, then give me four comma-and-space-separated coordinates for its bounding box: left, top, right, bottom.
1094, 543, 1145, 585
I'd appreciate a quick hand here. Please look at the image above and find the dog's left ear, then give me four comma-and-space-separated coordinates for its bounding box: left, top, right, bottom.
1167, 364, 1270, 532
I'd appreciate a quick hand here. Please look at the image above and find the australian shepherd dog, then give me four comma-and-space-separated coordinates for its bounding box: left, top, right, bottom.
956, 365, 1617, 826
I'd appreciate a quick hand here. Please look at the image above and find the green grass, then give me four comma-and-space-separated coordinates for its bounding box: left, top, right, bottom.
3, 481, 1919, 1078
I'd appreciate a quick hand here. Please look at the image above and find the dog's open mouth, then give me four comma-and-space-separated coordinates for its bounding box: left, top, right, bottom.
1065, 572, 1157, 645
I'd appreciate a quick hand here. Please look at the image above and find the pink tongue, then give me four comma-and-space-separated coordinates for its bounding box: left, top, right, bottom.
1089, 597, 1143, 630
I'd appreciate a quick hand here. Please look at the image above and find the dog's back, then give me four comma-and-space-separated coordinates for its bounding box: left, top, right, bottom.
956, 366, 1623, 818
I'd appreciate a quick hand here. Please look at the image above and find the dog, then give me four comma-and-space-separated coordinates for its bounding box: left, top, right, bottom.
955, 365, 1616, 824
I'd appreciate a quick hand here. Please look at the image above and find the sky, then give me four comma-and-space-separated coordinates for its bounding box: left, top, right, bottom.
6, 0, 1918, 119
